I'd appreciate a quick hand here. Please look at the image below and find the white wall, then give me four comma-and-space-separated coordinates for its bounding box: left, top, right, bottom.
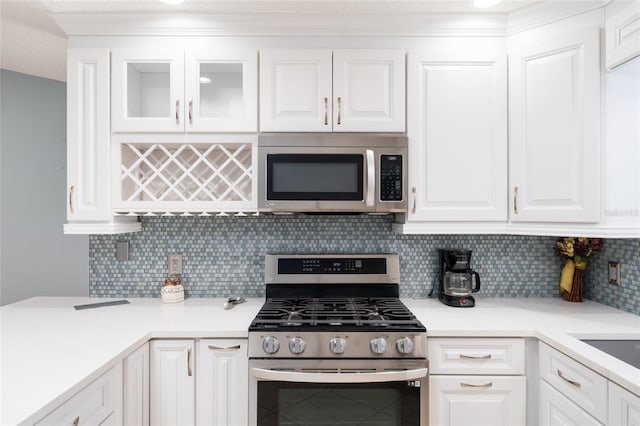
0, 69, 88, 306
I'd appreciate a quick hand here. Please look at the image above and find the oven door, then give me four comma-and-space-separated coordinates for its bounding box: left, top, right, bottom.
258, 147, 376, 212
249, 359, 428, 426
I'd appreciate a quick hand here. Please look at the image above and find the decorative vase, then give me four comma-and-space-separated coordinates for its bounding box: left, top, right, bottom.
560, 256, 586, 302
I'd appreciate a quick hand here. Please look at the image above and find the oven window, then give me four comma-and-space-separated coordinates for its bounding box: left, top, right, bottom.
257, 382, 420, 426
267, 154, 364, 200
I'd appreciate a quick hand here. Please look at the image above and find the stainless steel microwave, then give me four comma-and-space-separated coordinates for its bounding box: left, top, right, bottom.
258, 134, 407, 213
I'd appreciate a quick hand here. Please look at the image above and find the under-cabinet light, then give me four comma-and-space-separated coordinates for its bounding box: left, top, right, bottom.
199, 76, 212, 84
160, 0, 185, 5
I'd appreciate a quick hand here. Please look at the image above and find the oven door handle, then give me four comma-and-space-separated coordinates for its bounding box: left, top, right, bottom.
365, 149, 375, 207
251, 367, 428, 383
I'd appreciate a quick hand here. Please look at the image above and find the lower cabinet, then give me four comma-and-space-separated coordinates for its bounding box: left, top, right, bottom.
149, 338, 248, 426
430, 375, 526, 426
428, 338, 526, 426
539, 380, 602, 425
609, 381, 640, 426
196, 339, 248, 426
150, 340, 196, 426
35, 363, 122, 426
124, 342, 150, 426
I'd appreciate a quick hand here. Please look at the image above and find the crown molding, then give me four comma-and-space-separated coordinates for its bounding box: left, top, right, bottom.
51, 12, 509, 37
507, 0, 610, 34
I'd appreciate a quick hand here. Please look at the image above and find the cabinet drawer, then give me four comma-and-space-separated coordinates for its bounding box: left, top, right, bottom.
539, 342, 607, 423
36, 364, 121, 426
428, 338, 525, 375
429, 375, 526, 426
540, 380, 603, 426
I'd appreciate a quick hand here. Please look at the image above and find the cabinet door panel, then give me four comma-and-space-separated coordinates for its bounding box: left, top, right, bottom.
407, 49, 507, 221
333, 49, 405, 132
150, 340, 195, 426
185, 49, 257, 132
112, 49, 184, 132
609, 382, 640, 426
260, 49, 332, 132
606, 1, 640, 70
67, 48, 111, 222
539, 380, 602, 426
509, 28, 600, 223
429, 375, 526, 426
124, 343, 149, 426
196, 339, 248, 426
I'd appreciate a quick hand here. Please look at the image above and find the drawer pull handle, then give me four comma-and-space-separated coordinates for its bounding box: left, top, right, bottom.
460, 354, 492, 360
324, 97, 328, 125
460, 382, 493, 389
176, 98, 180, 124
188, 98, 193, 124
72, 416, 80, 426
187, 346, 193, 377
557, 369, 581, 388
69, 186, 75, 214
208, 344, 241, 352
412, 187, 417, 214
337, 96, 342, 125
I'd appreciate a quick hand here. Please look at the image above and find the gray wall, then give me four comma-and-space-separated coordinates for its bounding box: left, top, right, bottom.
0, 69, 88, 305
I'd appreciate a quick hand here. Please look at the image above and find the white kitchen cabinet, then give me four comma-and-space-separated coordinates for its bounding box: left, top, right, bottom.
64, 48, 140, 235
539, 380, 603, 426
539, 342, 608, 423
260, 48, 405, 132
124, 343, 149, 426
606, 1, 640, 71
509, 27, 601, 223
609, 381, 640, 426
196, 339, 248, 426
150, 340, 195, 426
112, 49, 257, 133
406, 49, 507, 222
332, 49, 405, 132
259, 49, 333, 132
429, 375, 526, 426
36, 363, 122, 426
428, 338, 526, 426
184, 49, 257, 132
112, 48, 185, 132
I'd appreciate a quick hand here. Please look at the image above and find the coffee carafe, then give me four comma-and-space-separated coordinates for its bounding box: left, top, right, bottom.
439, 249, 481, 307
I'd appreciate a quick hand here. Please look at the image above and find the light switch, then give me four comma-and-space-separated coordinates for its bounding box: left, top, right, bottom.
608, 261, 621, 285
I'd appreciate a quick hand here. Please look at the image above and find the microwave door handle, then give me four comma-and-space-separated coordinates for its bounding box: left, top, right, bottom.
366, 149, 375, 207
251, 367, 428, 383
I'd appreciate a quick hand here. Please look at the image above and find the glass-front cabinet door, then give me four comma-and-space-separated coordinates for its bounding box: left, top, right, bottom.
185, 49, 257, 132
112, 48, 185, 132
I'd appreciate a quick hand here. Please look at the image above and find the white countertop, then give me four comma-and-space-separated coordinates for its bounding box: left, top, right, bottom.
1, 296, 639, 425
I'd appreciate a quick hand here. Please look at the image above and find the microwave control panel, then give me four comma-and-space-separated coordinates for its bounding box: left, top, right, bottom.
380, 155, 403, 201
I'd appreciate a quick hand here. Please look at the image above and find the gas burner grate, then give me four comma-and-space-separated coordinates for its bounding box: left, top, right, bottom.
250, 297, 423, 330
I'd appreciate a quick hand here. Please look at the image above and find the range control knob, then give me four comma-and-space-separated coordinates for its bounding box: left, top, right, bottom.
262, 336, 280, 354
370, 337, 388, 355
329, 337, 347, 354
396, 337, 414, 355
289, 337, 306, 355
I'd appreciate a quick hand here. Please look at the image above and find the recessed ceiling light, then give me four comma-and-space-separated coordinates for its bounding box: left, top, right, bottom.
199, 76, 212, 84
160, 0, 185, 5
473, 0, 502, 8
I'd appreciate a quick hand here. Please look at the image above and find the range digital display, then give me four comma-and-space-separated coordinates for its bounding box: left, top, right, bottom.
278, 258, 386, 274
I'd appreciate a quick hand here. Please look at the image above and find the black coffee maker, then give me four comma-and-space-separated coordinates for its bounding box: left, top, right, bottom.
439, 249, 481, 307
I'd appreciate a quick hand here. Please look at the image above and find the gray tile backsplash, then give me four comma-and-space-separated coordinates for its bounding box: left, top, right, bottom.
89, 215, 639, 315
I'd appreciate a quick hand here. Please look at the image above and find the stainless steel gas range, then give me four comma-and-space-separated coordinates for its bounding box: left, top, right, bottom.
248, 254, 428, 426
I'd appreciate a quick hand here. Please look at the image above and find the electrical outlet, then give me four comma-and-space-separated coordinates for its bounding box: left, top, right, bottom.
608, 261, 621, 286
168, 254, 183, 275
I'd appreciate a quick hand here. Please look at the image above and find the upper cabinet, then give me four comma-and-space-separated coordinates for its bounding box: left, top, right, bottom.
112, 48, 257, 133
406, 49, 507, 222
260, 49, 405, 132
508, 27, 601, 223
606, 1, 640, 71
